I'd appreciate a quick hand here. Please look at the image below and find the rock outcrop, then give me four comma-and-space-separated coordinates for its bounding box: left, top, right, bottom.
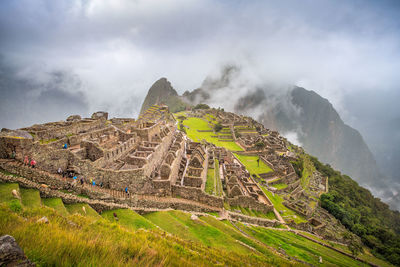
0, 235, 35, 266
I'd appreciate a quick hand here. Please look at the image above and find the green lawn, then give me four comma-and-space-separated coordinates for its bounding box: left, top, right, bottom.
102, 209, 155, 230
239, 225, 368, 267
300, 154, 315, 190
20, 188, 41, 208
214, 159, 223, 197
261, 186, 307, 224
65, 203, 101, 218
233, 153, 273, 176
272, 183, 288, 190
42, 198, 69, 216
205, 168, 215, 195
182, 117, 243, 151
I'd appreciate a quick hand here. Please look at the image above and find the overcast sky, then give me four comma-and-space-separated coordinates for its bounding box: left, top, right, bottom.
1, 0, 400, 129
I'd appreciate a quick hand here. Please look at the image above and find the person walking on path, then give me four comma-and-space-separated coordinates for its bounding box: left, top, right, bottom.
92, 180, 96, 186
30, 159, 36, 168
80, 178, 84, 185
57, 167, 62, 175
125, 187, 130, 197
24, 156, 29, 166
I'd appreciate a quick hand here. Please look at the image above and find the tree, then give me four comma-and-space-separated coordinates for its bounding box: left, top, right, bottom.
194, 103, 210, 110
254, 141, 265, 151
214, 122, 223, 132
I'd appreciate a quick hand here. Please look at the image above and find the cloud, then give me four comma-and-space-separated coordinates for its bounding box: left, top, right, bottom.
0, 57, 89, 129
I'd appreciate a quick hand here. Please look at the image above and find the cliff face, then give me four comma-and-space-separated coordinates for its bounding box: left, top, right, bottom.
289, 87, 380, 187
140, 78, 190, 114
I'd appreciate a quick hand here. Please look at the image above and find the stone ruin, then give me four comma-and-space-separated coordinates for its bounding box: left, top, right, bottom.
0, 105, 335, 235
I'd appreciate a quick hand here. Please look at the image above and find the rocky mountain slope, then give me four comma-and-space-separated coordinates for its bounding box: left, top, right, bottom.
140, 78, 190, 114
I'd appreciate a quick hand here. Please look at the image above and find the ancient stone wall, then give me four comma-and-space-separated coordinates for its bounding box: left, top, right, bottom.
142, 128, 175, 176
171, 185, 224, 208
228, 211, 280, 227
226, 195, 273, 213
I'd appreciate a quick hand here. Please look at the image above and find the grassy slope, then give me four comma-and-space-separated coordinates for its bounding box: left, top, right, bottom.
102, 209, 156, 231
20, 188, 42, 208
65, 203, 101, 219
0, 181, 390, 266
0, 182, 20, 203
144, 210, 252, 255
0, 204, 277, 267
261, 186, 308, 224
239, 224, 367, 267
42, 198, 69, 216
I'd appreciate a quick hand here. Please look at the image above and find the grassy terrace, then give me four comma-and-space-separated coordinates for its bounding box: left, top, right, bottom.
215, 159, 223, 196
271, 183, 288, 190
180, 116, 243, 151
233, 153, 273, 177
261, 186, 308, 224
237, 224, 368, 267
205, 168, 215, 195
102, 209, 156, 231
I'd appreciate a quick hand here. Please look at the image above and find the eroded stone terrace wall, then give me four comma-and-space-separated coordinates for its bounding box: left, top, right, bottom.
226, 195, 273, 213
171, 185, 224, 208
142, 127, 175, 177
25, 119, 104, 141
228, 211, 280, 227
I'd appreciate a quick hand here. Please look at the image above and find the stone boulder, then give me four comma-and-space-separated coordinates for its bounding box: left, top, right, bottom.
36, 216, 49, 224
0, 235, 35, 266
66, 115, 81, 122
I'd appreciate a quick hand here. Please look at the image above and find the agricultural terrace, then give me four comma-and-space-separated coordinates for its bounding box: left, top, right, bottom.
233, 153, 273, 177
235, 223, 369, 267
261, 186, 308, 224
177, 115, 243, 151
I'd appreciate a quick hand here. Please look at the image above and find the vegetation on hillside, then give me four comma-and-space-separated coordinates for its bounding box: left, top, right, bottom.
310, 156, 400, 265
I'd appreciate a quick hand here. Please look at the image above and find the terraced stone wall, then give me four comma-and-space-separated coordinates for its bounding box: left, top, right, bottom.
171, 184, 224, 208
226, 195, 273, 213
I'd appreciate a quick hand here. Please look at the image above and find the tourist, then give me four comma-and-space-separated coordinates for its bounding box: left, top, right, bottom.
73, 175, 77, 180
30, 159, 36, 168
63, 143, 68, 149
92, 180, 96, 186
90, 178, 93, 185
113, 212, 119, 221
11, 151, 16, 159
23, 156, 29, 166
57, 167, 62, 175
80, 178, 84, 185
125, 187, 129, 197
100, 182, 103, 188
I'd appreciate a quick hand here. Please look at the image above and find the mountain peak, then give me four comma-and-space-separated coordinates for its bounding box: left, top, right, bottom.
139, 77, 190, 114
140, 77, 179, 114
